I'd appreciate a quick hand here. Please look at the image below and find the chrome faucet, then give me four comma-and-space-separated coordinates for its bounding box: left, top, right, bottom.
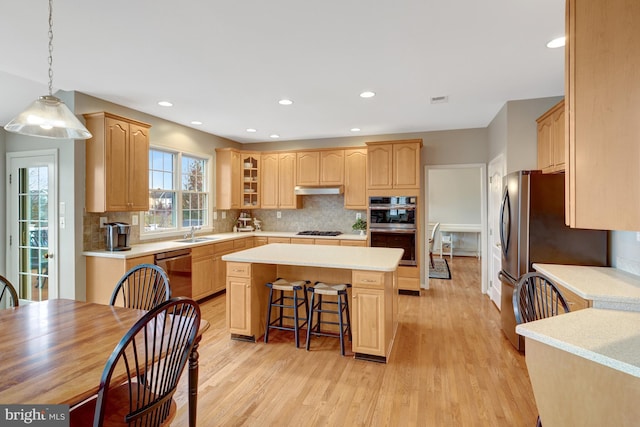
184, 226, 201, 242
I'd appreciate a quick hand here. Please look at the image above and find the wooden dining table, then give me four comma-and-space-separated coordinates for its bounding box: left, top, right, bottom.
0, 299, 209, 427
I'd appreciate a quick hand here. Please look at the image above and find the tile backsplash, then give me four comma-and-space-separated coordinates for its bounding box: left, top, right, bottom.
84, 195, 365, 250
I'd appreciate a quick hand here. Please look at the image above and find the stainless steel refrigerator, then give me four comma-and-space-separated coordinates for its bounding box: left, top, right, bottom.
498, 170, 607, 351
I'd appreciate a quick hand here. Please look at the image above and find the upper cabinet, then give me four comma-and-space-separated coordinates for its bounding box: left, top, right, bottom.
296, 150, 344, 186
215, 148, 241, 210
261, 152, 301, 209
536, 100, 565, 173
344, 148, 367, 209
241, 154, 260, 209
84, 112, 150, 213
366, 140, 422, 190
566, 0, 640, 230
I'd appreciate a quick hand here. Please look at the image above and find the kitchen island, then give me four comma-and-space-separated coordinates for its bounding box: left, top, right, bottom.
222, 243, 404, 362
516, 308, 640, 426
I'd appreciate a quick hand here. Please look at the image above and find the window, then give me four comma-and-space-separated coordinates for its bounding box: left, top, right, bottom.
144, 148, 209, 235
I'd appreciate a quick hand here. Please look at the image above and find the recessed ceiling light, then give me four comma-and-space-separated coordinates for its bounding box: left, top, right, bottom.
190, 121, 203, 125
157, 101, 173, 107
359, 91, 375, 98
270, 134, 280, 139
246, 128, 257, 133
546, 36, 566, 48
278, 99, 293, 106
350, 128, 361, 132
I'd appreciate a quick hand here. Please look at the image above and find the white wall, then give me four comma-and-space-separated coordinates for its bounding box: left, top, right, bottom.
0, 128, 5, 276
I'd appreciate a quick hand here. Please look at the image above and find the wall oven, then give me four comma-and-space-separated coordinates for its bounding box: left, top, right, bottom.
369, 196, 417, 266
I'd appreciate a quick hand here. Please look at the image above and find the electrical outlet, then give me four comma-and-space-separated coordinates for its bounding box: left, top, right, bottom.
222, 211, 226, 219
99, 217, 108, 228
213, 211, 218, 220
277, 211, 282, 219
356, 213, 362, 220
131, 214, 139, 226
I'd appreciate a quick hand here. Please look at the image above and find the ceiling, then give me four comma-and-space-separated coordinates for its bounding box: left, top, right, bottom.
0, 0, 565, 144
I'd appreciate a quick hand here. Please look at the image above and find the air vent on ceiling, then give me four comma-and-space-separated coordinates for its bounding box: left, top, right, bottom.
430, 95, 449, 104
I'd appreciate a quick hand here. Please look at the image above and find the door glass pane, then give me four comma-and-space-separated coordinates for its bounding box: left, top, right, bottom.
17, 166, 49, 301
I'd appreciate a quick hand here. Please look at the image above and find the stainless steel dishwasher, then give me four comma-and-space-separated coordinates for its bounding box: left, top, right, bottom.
154, 248, 192, 298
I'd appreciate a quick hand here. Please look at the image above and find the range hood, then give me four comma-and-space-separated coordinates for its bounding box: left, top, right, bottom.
294, 185, 344, 195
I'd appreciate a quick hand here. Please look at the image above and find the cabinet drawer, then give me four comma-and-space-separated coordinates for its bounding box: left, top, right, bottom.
268, 237, 291, 244
352, 270, 385, 289
555, 282, 591, 311
290, 238, 314, 245
234, 238, 248, 249
340, 240, 367, 247
227, 262, 251, 278
314, 239, 339, 246
215, 240, 235, 254
192, 244, 215, 258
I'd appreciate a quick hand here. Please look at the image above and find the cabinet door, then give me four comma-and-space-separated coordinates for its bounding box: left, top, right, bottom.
105, 118, 129, 211
320, 150, 344, 185
567, 0, 640, 230
231, 151, 242, 209
227, 276, 251, 335
552, 107, 565, 170
367, 144, 393, 189
192, 255, 215, 300
537, 118, 553, 172
344, 148, 367, 209
351, 287, 385, 356
279, 153, 300, 209
261, 153, 279, 209
393, 142, 420, 188
296, 151, 320, 185
128, 124, 150, 210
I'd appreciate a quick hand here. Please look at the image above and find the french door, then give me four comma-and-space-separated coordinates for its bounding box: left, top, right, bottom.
7, 151, 58, 302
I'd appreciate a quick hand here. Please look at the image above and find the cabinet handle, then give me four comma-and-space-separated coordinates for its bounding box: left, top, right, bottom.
232, 269, 243, 273
362, 279, 376, 283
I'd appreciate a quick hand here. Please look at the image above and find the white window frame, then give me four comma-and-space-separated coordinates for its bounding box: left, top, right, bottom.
141, 147, 213, 240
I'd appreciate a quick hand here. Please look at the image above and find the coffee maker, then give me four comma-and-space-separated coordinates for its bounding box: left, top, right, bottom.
105, 222, 131, 251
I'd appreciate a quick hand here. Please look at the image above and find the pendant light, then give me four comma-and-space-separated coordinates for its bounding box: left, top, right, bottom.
3, 0, 92, 139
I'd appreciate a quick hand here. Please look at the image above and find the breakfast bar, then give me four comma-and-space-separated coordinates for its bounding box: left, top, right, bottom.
222, 243, 404, 362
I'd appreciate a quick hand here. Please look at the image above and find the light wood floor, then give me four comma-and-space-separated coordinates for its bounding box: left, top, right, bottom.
172, 257, 538, 426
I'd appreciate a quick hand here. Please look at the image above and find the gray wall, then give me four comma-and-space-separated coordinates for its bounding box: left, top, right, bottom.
0, 128, 5, 276
428, 168, 482, 224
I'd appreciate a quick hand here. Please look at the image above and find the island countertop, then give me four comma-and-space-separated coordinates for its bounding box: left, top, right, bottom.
222, 243, 404, 272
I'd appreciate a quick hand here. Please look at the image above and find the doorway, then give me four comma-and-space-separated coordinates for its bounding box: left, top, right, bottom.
6, 151, 58, 301
425, 163, 487, 293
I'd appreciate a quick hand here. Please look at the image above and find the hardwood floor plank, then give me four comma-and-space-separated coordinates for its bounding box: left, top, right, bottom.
172, 257, 538, 426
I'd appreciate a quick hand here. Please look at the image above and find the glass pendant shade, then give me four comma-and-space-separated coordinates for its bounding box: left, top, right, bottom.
4, 95, 92, 139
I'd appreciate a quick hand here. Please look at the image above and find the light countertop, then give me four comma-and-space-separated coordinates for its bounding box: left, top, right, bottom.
533, 263, 640, 311
222, 243, 404, 272
516, 308, 640, 377
83, 231, 367, 259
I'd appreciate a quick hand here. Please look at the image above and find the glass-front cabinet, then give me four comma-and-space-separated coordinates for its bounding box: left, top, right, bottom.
242, 154, 260, 209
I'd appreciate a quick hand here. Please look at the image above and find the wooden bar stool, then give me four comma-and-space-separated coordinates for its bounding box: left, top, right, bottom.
305, 281, 352, 356
264, 278, 310, 348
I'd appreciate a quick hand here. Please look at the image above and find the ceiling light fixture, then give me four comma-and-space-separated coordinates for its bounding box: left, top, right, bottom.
190, 121, 203, 125
278, 99, 293, 106
246, 128, 257, 133
270, 134, 280, 139
546, 36, 566, 48
3, 0, 91, 139
359, 91, 376, 98
350, 128, 361, 132
158, 101, 173, 107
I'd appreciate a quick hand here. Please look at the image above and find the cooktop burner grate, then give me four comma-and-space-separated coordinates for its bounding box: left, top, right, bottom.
296, 231, 343, 236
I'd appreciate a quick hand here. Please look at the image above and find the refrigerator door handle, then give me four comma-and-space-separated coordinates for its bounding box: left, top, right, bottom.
499, 187, 510, 259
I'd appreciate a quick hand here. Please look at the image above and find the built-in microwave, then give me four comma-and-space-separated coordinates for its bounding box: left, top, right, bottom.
369, 196, 416, 228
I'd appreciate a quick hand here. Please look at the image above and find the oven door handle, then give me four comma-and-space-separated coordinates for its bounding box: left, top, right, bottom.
369, 205, 416, 210
370, 228, 417, 234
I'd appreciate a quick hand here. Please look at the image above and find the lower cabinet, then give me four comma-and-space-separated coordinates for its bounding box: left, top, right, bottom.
397, 265, 420, 293
85, 255, 155, 304
192, 245, 216, 300
555, 282, 591, 311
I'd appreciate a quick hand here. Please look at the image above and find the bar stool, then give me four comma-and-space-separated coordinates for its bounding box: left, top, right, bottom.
264, 278, 310, 348
305, 281, 352, 356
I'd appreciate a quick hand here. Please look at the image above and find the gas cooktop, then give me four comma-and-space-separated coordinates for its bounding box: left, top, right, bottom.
296, 231, 343, 236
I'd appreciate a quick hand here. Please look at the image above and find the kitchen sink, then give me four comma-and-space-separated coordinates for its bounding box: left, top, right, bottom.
174, 237, 220, 243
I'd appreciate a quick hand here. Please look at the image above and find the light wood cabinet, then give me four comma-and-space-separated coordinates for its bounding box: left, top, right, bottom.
344, 148, 367, 209
267, 237, 291, 244
84, 112, 150, 212
216, 148, 242, 210
366, 140, 422, 189
555, 282, 590, 312
340, 240, 367, 247
261, 152, 301, 209
536, 100, 565, 173
192, 244, 216, 300
397, 266, 420, 293
85, 254, 155, 304
296, 150, 344, 186
566, 0, 640, 230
